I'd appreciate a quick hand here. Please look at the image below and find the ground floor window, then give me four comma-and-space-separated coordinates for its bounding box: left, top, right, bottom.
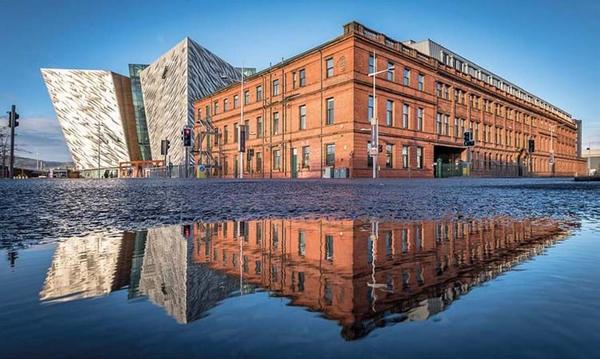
302, 146, 310, 168
325, 143, 335, 167
386, 144, 394, 168
367, 142, 373, 167
416, 147, 424, 169
402, 145, 409, 168
256, 152, 262, 173
273, 149, 281, 170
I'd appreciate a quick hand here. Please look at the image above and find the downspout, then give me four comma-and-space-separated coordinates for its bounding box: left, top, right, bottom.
319, 49, 324, 177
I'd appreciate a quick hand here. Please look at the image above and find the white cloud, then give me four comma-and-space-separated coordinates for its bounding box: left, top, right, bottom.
3, 116, 72, 162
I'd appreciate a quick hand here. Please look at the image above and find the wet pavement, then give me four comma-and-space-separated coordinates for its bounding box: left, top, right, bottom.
0, 178, 599, 359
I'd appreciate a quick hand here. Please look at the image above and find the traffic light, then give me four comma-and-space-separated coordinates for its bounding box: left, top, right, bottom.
463, 130, 474, 147
182, 224, 192, 239
528, 139, 535, 153
7, 108, 19, 128
161, 139, 170, 155
378, 144, 383, 153
182, 127, 192, 147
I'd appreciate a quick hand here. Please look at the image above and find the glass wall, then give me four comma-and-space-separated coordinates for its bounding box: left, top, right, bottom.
128, 64, 152, 161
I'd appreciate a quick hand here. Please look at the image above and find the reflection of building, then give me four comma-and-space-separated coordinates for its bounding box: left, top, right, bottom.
140, 38, 241, 165
40, 232, 130, 302
41, 69, 141, 173
40, 217, 573, 338
190, 217, 572, 339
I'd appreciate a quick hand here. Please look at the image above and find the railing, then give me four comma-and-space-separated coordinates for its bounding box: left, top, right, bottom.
146, 165, 195, 179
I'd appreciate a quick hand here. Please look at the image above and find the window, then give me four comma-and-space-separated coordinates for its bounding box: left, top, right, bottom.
386, 100, 394, 126
272, 112, 279, 135
326, 57, 334, 77
233, 123, 238, 143
387, 61, 394, 81
418, 73, 424, 91
233, 95, 239, 109
292, 71, 297, 89
403, 67, 410, 86
454, 117, 459, 138
244, 90, 250, 105
416, 147, 423, 169
368, 54, 375, 74
224, 98, 229, 111
326, 98, 334, 125
256, 152, 262, 172
272, 79, 280, 96
302, 146, 310, 168
385, 144, 393, 168
402, 145, 409, 168
325, 143, 335, 166
214, 100, 219, 114
244, 120, 250, 140
417, 108, 424, 131
436, 113, 442, 135
402, 104, 409, 128
368, 95, 374, 120
205, 105, 210, 118
299, 105, 306, 130
443, 115, 449, 135
256, 85, 263, 100
299, 69, 306, 87
367, 141, 373, 167
273, 149, 281, 170
436, 82, 442, 97
223, 125, 228, 144
325, 234, 334, 260
298, 231, 306, 256
256, 117, 263, 138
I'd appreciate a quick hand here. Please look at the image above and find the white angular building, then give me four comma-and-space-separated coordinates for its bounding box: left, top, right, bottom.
41, 69, 140, 174
140, 38, 241, 165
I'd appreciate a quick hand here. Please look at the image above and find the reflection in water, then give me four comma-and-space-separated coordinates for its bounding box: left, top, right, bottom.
40, 217, 574, 338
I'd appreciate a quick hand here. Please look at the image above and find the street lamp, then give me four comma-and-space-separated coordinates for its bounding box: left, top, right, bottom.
367, 51, 394, 179
221, 68, 246, 179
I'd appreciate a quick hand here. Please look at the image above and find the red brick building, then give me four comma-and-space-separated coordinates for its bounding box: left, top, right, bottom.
193, 22, 585, 178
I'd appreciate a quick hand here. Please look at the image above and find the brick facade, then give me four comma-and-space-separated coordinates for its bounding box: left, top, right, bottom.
193, 22, 586, 178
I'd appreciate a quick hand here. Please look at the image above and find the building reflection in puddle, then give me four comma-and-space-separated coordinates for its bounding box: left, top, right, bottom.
39, 217, 574, 339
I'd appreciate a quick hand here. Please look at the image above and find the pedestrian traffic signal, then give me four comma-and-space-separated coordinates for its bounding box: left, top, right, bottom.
528, 139, 535, 153
463, 130, 475, 147
161, 139, 170, 155
182, 127, 192, 147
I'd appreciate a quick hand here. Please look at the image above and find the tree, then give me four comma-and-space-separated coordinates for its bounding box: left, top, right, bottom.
0, 125, 8, 178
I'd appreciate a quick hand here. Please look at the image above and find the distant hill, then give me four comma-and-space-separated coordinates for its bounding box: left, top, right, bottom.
12, 156, 73, 170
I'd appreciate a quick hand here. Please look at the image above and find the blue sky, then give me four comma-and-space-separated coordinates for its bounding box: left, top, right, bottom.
1, 0, 598, 161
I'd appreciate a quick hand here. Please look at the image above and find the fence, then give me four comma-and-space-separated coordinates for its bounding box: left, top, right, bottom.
435, 161, 530, 178
146, 165, 195, 179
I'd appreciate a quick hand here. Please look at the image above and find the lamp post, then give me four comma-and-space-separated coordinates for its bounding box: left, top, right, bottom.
367, 51, 394, 179
238, 67, 244, 179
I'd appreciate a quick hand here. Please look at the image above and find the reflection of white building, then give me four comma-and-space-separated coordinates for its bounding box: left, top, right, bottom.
140, 38, 241, 165
138, 225, 238, 324
41, 69, 140, 171
40, 232, 125, 302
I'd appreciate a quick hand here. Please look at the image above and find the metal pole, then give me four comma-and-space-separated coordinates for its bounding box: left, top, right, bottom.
239, 67, 244, 179
9, 105, 16, 179
550, 126, 555, 176
372, 51, 377, 179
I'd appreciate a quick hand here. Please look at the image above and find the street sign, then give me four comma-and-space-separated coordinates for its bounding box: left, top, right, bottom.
369, 147, 378, 156
199, 164, 206, 172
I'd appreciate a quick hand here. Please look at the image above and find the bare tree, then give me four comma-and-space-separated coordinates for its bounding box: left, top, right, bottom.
0, 125, 8, 178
